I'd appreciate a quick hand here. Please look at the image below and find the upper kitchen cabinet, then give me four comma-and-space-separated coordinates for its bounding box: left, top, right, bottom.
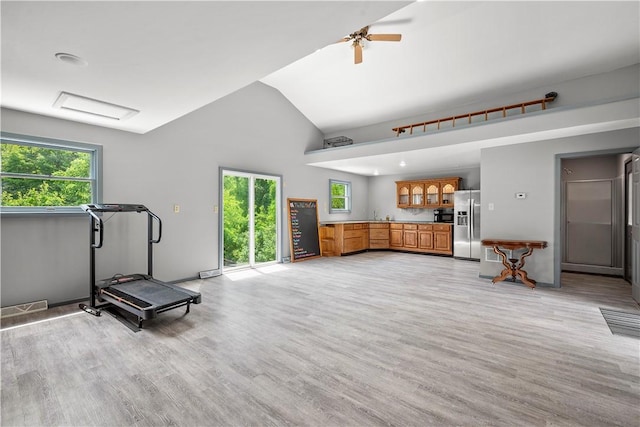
440, 178, 460, 208
396, 177, 460, 208
425, 182, 440, 207
410, 182, 425, 207
397, 182, 410, 207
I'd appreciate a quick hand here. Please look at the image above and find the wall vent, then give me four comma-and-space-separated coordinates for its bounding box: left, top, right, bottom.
485, 248, 512, 262
199, 269, 221, 279
1, 300, 48, 319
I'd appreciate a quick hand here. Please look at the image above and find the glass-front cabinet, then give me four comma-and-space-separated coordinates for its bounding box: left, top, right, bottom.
397, 182, 410, 207
396, 177, 461, 209
441, 182, 457, 207
411, 183, 425, 207
425, 183, 440, 206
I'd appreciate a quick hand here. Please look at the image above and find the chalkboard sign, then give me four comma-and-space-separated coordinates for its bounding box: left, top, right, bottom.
287, 198, 321, 262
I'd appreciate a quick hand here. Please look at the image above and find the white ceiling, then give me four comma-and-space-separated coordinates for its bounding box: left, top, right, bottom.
2, 1, 639, 176
262, 1, 640, 134
0, 1, 409, 133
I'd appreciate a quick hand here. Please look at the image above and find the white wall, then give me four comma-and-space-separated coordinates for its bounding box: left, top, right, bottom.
480, 128, 639, 286
1, 82, 369, 307
323, 64, 640, 146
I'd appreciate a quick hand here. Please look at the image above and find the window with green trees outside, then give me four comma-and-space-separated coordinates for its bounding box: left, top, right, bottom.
330, 179, 351, 213
1, 133, 101, 213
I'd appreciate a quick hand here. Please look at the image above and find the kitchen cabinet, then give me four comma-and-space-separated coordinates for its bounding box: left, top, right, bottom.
410, 183, 425, 207
440, 179, 459, 207
397, 183, 410, 208
403, 224, 418, 248
389, 223, 404, 248
425, 182, 440, 207
319, 226, 336, 256
319, 223, 368, 255
433, 224, 453, 253
320, 222, 452, 256
396, 177, 460, 208
418, 224, 434, 250
369, 223, 390, 249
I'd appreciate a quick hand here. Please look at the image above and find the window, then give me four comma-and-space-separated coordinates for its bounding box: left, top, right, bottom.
1, 132, 102, 214
329, 179, 351, 213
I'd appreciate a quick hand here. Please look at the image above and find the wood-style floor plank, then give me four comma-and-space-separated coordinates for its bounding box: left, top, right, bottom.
2, 252, 639, 426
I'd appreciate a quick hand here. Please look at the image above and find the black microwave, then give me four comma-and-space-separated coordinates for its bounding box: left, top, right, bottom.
434, 210, 454, 223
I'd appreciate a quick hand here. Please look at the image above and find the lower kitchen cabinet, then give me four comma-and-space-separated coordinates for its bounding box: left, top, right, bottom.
320, 223, 369, 255
369, 223, 390, 249
320, 222, 452, 256
418, 224, 434, 250
403, 224, 418, 248
433, 224, 452, 253
389, 224, 404, 248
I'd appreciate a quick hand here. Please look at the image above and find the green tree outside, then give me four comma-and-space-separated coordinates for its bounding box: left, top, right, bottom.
223, 175, 277, 266
1, 143, 92, 206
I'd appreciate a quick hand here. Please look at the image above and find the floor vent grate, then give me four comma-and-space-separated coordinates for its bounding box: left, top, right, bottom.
600, 308, 640, 338
1, 300, 48, 319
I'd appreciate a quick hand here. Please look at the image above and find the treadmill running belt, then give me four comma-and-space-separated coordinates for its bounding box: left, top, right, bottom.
108, 279, 193, 308
102, 287, 152, 309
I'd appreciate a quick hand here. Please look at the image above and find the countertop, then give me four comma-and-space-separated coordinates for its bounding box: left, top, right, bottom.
320, 220, 453, 225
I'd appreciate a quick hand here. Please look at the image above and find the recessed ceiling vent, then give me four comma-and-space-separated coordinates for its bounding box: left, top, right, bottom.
53, 91, 139, 121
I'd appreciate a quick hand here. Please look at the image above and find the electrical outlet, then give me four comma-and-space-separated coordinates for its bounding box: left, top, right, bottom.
173, 204, 180, 213
516, 192, 526, 199
213, 205, 218, 213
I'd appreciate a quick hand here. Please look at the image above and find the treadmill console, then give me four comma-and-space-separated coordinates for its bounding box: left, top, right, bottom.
81, 203, 148, 213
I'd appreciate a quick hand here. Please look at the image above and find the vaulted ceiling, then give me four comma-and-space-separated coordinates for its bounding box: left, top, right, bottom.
2, 1, 639, 176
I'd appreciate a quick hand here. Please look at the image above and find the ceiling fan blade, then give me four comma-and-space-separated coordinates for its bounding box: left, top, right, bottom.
367, 33, 402, 42
354, 42, 363, 64
337, 36, 351, 43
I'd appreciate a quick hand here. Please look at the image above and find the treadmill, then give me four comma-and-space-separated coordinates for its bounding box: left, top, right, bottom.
80, 203, 201, 329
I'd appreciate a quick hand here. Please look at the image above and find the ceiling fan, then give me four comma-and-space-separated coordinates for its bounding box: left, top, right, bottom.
340, 26, 402, 64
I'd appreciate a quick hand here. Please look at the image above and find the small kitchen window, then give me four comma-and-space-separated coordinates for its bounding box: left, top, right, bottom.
329, 179, 351, 213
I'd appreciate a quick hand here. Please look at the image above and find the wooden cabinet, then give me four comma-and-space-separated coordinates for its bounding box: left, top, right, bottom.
403, 224, 418, 248
418, 224, 434, 250
425, 182, 440, 207
397, 183, 410, 208
396, 177, 460, 208
369, 223, 390, 249
320, 221, 452, 256
440, 179, 459, 208
342, 223, 369, 254
410, 183, 425, 207
389, 223, 404, 248
433, 224, 452, 253
319, 226, 337, 256
320, 223, 369, 255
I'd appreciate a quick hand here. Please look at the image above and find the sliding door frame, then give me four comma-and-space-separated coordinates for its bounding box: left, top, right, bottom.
219, 167, 283, 273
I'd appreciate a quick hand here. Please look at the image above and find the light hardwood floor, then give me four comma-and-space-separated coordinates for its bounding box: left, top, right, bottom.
2, 252, 639, 426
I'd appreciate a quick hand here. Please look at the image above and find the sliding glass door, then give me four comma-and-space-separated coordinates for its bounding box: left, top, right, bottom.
221, 170, 281, 271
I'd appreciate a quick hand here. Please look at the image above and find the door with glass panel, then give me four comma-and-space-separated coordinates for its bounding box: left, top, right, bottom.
221, 170, 281, 271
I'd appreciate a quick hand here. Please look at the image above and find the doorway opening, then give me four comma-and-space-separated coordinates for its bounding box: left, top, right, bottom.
220, 169, 282, 273
559, 152, 633, 279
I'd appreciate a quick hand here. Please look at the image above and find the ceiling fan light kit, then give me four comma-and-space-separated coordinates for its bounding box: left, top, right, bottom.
340, 26, 402, 64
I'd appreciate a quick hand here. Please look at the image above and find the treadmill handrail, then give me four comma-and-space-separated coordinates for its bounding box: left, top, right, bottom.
87, 209, 104, 249
148, 209, 162, 244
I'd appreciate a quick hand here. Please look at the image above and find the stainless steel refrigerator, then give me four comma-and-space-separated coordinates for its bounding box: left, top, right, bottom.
453, 190, 481, 260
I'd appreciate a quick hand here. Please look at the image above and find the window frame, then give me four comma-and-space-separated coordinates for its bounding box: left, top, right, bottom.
1, 132, 102, 215
329, 179, 352, 214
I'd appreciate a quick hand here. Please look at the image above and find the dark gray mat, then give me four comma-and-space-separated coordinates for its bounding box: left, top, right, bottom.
600, 308, 640, 338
